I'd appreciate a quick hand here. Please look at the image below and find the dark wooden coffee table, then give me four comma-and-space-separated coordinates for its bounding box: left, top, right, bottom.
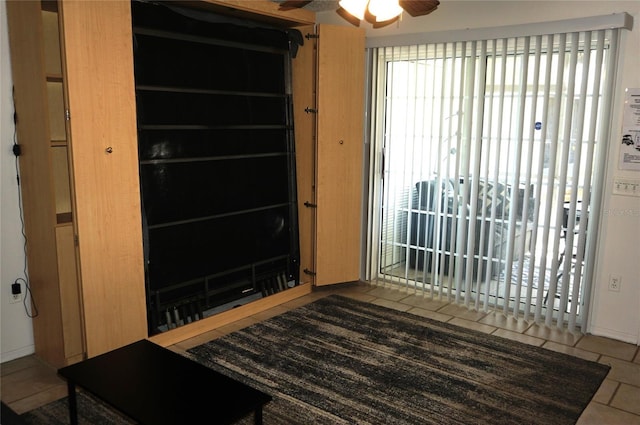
58, 339, 271, 425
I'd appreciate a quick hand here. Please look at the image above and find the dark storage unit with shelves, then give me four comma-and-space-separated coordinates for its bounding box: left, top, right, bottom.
132, 1, 301, 335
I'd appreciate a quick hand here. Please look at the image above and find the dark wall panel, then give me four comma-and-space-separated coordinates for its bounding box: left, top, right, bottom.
140, 156, 290, 225
134, 34, 286, 93
137, 91, 287, 126
138, 129, 288, 160
132, 0, 300, 334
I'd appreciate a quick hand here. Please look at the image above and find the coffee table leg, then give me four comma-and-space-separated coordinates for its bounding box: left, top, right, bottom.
254, 407, 263, 425
67, 381, 78, 425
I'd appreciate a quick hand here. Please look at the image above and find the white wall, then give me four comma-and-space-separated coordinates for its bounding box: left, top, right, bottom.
1, 1, 638, 363
318, 1, 640, 344
1, 0, 35, 363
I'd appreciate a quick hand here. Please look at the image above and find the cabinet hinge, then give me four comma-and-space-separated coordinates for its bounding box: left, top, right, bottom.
65, 109, 71, 121
303, 268, 316, 276
74, 235, 79, 246
305, 33, 319, 40
304, 107, 317, 114
303, 201, 317, 208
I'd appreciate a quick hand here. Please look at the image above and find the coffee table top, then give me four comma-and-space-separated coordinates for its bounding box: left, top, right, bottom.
59, 339, 271, 424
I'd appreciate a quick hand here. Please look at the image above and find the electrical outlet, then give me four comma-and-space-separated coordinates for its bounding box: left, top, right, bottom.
10, 282, 22, 304
608, 275, 621, 292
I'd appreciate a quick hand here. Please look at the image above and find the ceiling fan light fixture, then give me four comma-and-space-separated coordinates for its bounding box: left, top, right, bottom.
338, 0, 369, 20
368, 0, 403, 22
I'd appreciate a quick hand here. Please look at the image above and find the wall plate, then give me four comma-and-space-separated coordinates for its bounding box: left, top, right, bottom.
613, 178, 640, 197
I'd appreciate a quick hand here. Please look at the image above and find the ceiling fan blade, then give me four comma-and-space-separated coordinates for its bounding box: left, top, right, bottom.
372, 17, 400, 28
399, 0, 440, 17
278, 0, 313, 11
337, 7, 362, 27
363, 8, 400, 27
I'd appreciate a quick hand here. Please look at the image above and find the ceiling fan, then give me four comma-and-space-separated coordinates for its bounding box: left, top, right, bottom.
277, 0, 440, 27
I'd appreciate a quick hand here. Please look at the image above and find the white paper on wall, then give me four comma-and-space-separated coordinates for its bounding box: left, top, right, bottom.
620, 87, 640, 171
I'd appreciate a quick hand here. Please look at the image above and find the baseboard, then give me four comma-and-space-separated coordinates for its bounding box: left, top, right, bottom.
588, 325, 639, 345
149, 283, 312, 347
0, 345, 35, 364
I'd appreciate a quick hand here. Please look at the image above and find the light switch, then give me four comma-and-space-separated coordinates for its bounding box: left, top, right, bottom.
613, 178, 640, 197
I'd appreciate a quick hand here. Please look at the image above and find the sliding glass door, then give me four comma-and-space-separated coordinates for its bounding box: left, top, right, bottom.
367, 29, 619, 330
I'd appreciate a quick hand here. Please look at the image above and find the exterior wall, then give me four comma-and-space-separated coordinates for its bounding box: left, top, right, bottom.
1, 1, 35, 362
317, 1, 640, 344
2, 1, 639, 363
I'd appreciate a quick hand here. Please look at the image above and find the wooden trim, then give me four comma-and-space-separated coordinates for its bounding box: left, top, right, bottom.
55, 225, 84, 361
46, 74, 63, 82
292, 25, 316, 286
170, 0, 316, 27
6, 0, 67, 367
149, 283, 312, 347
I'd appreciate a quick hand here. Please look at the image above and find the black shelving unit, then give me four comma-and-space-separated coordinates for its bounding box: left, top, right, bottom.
131, 1, 301, 335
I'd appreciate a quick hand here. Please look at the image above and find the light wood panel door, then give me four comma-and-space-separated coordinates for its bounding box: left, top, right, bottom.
292, 25, 317, 286
55, 224, 83, 363
315, 25, 365, 286
60, 0, 147, 357
6, 0, 69, 367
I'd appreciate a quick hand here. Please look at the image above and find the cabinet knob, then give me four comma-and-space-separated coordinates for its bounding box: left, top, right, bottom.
105, 147, 113, 154
339, 140, 344, 145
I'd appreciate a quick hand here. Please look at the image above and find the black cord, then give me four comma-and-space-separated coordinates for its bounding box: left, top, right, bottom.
13, 126, 39, 319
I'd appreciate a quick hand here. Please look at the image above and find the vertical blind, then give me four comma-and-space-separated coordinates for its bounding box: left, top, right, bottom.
366, 24, 623, 331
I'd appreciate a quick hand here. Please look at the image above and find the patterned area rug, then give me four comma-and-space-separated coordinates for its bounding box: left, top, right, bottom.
20, 390, 134, 425
187, 295, 609, 424
21, 295, 609, 424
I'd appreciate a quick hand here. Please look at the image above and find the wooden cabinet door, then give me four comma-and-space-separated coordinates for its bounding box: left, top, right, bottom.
6, 0, 69, 367
60, 1, 147, 357
315, 25, 365, 286
292, 25, 317, 286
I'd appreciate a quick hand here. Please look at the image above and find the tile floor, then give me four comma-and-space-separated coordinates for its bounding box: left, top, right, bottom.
2, 281, 639, 424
